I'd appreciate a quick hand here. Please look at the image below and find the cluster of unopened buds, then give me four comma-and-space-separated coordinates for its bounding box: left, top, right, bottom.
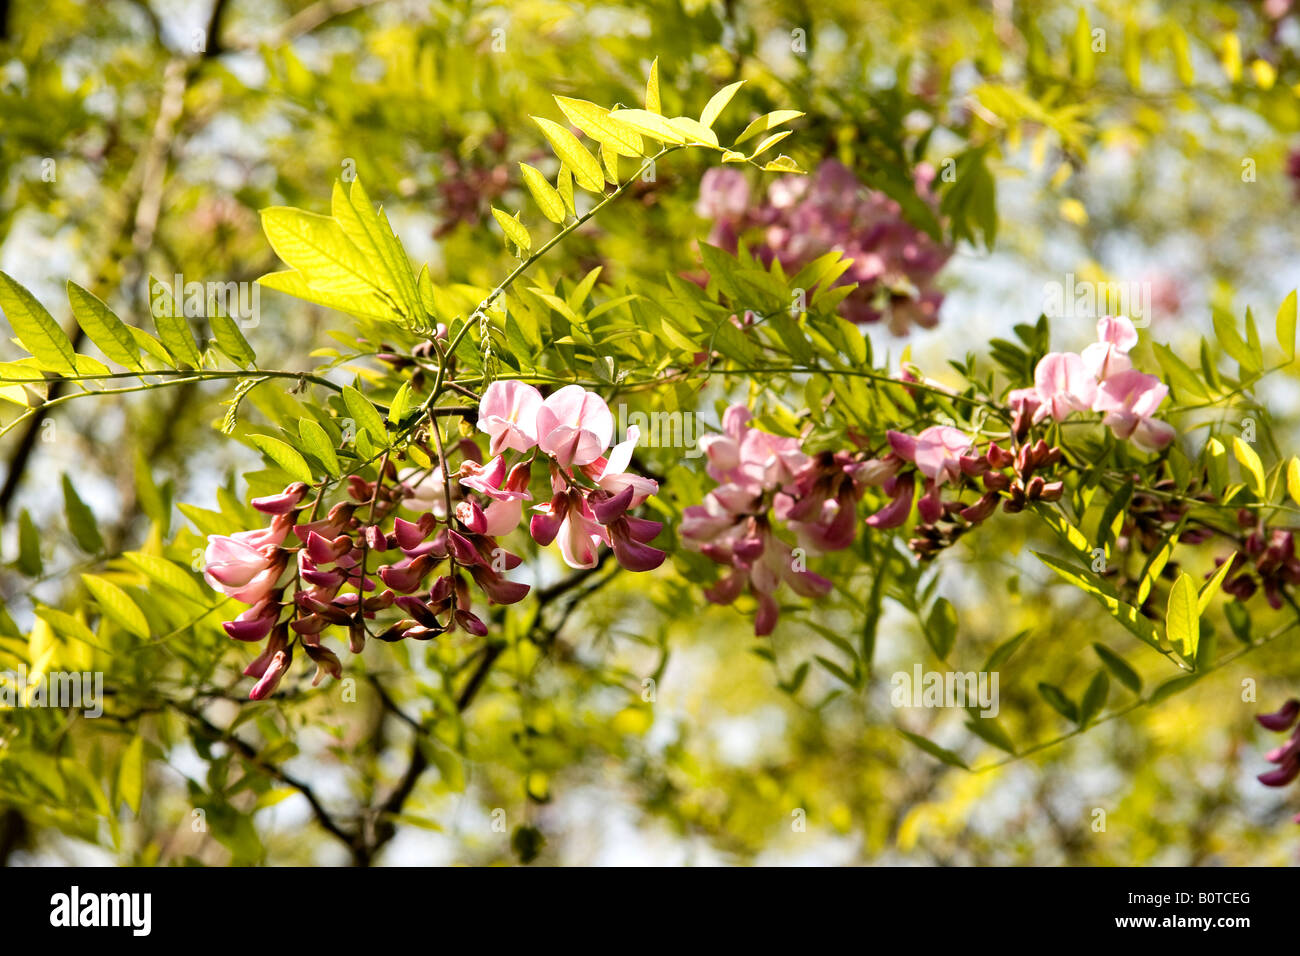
853, 426, 1064, 559
1007, 316, 1175, 452
1217, 521, 1300, 610
1255, 699, 1300, 818
203, 380, 664, 698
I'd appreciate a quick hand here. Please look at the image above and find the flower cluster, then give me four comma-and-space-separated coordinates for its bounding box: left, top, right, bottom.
696, 160, 952, 333
204, 381, 664, 698
476, 380, 666, 572
204, 463, 534, 699
1256, 698, 1300, 818
1008, 316, 1175, 452
679, 405, 859, 635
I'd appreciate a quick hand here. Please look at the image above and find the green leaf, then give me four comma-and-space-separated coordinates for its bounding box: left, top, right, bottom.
16, 509, 42, 576
1037, 682, 1078, 722
1277, 289, 1297, 362
1152, 343, 1209, 401
388, 381, 412, 427
532, 117, 605, 192
118, 736, 145, 815
62, 475, 104, 554
81, 574, 149, 638
699, 80, 745, 129
148, 276, 203, 368
897, 729, 968, 769
210, 311, 256, 367
249, 434, 314, 483
963, 714, 1016, 754
342, 384, 388, 445
925, 597, 957, 661
519, 163, 566, 224
298, 418, 341, 477
733, 110, 805, 146
491, 207, 532, 252
984, 628, 1031, 671
1149, 673, 1200, 705
1165, 572, 1200, 658
1232, 436, 1266, 498
1212, 308, 1257, 371
1078, 672, 1109, 725
67, 281, 142, 371
0, 270, 76, 374
1093, 643, 1142, 694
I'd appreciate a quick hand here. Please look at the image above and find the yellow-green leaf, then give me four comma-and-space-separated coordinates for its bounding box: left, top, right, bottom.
67, 281, 142, 371
700, 80, 744, 129
734, 110, 804, 146
1277, 289, 1297, 362
491, 207, 532, 252
519, 163, 565, 223
0, 270, 76, 374
556, 164, 576, 216
298, 418, 341, 477
606, 108, 688, 144
81, 574, 149, 638
1165, 572, 1200, 658
552, 96, 644, 157
532, 117, 605, 192
249, 434, 314, 483
118, 735, 145, 815
1232, 436, 1266, 498
645, 56, 660, 113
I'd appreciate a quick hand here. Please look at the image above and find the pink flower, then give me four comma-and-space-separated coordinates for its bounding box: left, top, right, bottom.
1092, 369, 1175, 451
1033, 352, 1098, 422
530, 472, 609, 569
887, 426, 972, 486
204, 523, 288, 605
478, 380, 544, 455
1081, 316, 1138, 380
534, 384, 614, 468
251, 482, 309, 515
582, 425, 659, 506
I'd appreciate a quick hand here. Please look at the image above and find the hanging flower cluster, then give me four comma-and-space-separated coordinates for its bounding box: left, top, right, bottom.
477, 380, 667, 572
679, 405, 856, 635
203, 381, 665, 698
204, 460, 534, 699
1256, 699, 1300, 818
1008, 317, 1175, 452
696, 160, 952, 333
